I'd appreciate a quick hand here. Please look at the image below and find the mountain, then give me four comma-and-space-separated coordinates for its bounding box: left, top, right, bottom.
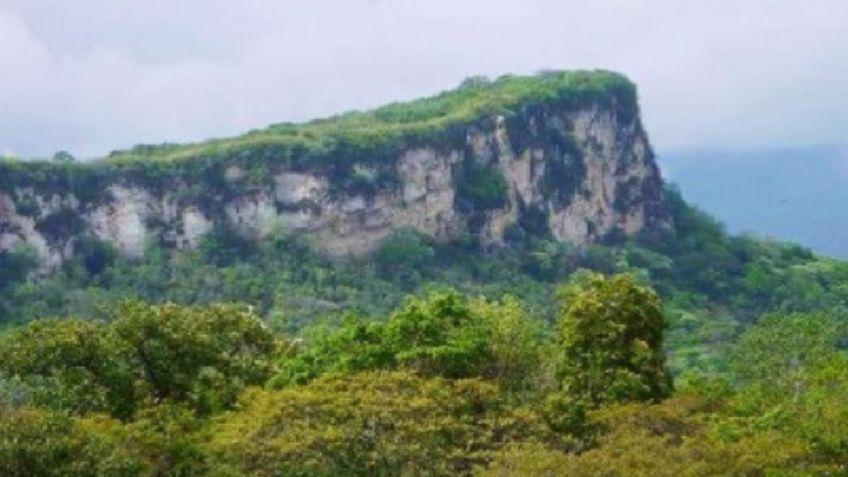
0, 70, 666, 271
4, 71, 848, 475
2, 70, 847, 336
659, 145, 848, 258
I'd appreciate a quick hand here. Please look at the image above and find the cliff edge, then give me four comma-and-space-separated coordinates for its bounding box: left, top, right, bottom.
0, 70, 667, 269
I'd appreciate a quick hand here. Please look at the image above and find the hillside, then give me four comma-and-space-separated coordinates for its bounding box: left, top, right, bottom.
0, 70, 845, 344
2, 70, 848, 475
0, 70, 664, 270
660, 145, 848, 258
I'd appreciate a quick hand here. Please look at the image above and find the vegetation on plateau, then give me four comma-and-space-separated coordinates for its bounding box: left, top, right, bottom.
0, 70, 635, 209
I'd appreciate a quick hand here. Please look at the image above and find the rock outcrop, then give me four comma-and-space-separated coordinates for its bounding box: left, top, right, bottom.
0, 71, 668, 270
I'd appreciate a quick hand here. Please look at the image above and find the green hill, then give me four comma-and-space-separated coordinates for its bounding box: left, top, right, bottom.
1, 70, 847, 476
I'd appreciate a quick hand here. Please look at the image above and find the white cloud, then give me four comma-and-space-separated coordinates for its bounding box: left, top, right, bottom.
0, 0, 845, 158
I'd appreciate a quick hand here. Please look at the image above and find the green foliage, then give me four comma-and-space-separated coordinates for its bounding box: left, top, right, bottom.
477, 397, 818, 477
35, 208, 86, 245
373, 228, 436, 283
726, 313, 848, 463
0, 319, 136, 418
0, 281, 846, 474
455, 159, 509, 213
111, 301, 277, 415
0, 70, 637, 211
121, 403, 210, 476
383, 290, 493, 378
271, 291, 549, 400
196, 225, 257, 267
0, 406, 143, 477
554, 273, 671, 406
475, 296, 549, 397
0, 158, 110, 207
729, 312, 845, 402
540, 128, 585, 205
0, 245, 37, 290
208, 372, 549, 477
270, 316, 392, 387
0, 302, 276, 419
71, 235, 120, 277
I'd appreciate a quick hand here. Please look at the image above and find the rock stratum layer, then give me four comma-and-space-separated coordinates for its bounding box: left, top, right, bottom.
0, 70, 667, 270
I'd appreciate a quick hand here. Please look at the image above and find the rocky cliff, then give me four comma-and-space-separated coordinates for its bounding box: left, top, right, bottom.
0, 70, 667, 270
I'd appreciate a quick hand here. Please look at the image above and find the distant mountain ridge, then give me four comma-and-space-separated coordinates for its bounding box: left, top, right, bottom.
659, 144, 848, 258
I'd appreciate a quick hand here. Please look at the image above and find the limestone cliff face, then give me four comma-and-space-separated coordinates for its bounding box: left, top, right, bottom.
0, 80, 667, 270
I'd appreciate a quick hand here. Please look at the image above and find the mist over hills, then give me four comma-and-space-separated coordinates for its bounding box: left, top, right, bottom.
659, 144, 848, 258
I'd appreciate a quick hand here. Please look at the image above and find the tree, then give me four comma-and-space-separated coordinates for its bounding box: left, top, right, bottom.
728, 312, 848, 462
0, 246, 38, 290
473, 296, 548, 397
373, 228, 435, 283
208, 371, 546, 477
382, 290, 493, 379
273, 290, 495, 385
554, 273, 671, 406
0, 407, 141, 477
0, 302, 278, 418
477, 398, 814, 477
270, 315, 391, 388
51, 150, 76, 163
111, 301, 277, 415
729, 312, 845, 405
0, 319, 136, 418
272, 291, 548, 391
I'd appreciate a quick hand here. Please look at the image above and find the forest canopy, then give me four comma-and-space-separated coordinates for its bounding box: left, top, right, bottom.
1, 273, 846, 476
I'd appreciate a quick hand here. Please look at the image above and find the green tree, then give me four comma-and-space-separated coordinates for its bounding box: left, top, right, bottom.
111, 301, 277, 415
0, 319, 136, 418
208, 371, 548, 477
477, 398, 815, 477
122, 403, 209, 477
554, 273, 671, 406
473, 296, 548, 397
382, 290, 493, 379
270, 315, 391, 387
0, 245, 38, 291
272, 291, 548, 392
728, 312, 848, 463
51, 150, 76, 163
373, 228, 435, 284
729, 312, 845, 405
0, 406, 141, 477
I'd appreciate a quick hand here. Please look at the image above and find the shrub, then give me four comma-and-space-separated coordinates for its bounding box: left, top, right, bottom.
373, 228, 435, 282
455, 159, 509, 213
554, 273, 671, 406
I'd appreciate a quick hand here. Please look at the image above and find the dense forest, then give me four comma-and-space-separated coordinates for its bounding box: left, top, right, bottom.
2, 185, 848, 475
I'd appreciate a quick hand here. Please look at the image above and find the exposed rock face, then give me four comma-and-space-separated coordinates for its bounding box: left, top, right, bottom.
0, 99, 666, 270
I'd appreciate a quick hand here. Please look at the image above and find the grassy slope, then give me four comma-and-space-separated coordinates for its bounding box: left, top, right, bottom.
0, 70, 637, 206
103, 69, 636, 164
1, 70, 635, 170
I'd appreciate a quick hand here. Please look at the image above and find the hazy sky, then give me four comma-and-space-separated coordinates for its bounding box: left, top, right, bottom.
0, 0, 846, 158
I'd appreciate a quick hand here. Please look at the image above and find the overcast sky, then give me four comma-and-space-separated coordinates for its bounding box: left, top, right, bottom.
0, 0, 845, 159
